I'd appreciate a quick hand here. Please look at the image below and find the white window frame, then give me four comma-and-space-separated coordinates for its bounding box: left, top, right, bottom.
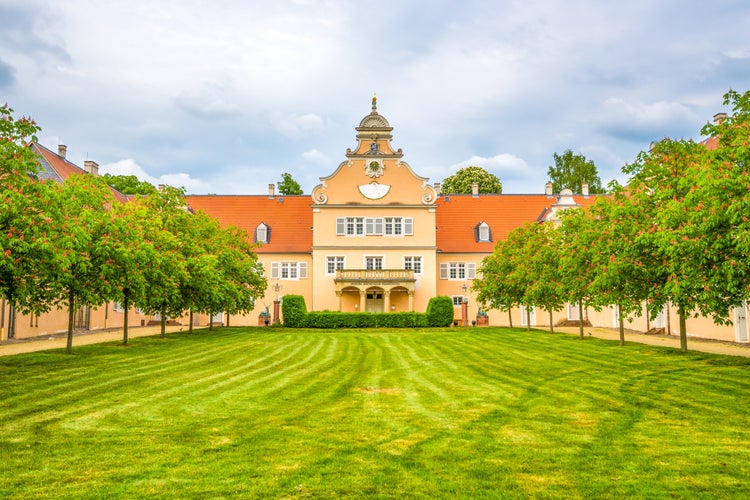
478, 222, 490, 242
440, 262, 476, 280
255, 222, 268, 243
271, 261, 308, 280
112, 302, 124, 313
326, 256, 345, 275
403, 256, 422, 275
364, 256, 384, 270
365, 217, 384, 235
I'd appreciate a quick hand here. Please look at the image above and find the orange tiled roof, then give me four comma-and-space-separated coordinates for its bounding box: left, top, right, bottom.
186, 195, 312, 253
31, 142, 129, 203
435, 193, 600, 253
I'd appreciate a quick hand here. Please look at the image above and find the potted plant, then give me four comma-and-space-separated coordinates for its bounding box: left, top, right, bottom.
258, 305, 271, 326
476, 309, 489, 326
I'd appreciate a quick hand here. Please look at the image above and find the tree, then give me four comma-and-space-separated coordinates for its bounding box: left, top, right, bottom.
47, 173, 116, 353
0, 104, 55, 337
102, 173, 156, 195
97, 198, 155, 345
547, 150, 604, 194
277, 172, 303, 195
441, 166, 502, 194
520, 223, 565, 333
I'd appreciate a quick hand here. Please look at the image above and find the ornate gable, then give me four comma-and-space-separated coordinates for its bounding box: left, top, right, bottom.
311, 96, 437, 206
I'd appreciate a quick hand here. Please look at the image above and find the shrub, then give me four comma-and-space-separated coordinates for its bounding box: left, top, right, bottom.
303, 311, 428, 328
281, 295, 307, 327
426, 296, 454, 327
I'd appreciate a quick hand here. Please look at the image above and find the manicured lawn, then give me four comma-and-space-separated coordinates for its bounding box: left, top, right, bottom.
1, 327, 749, 498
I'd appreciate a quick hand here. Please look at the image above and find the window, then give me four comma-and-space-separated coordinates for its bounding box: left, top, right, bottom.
385, 217, 401, 235
348, 217, 364, 235
403, 256, 422, 274
336, 216, 412, 236
113, 302, 124, 313
365, 217, 383, 235
326, 256, 345, 274
452, 296, 466, 307
255, 222, 270, 243
475, 222, 491, 242
271, 262, 308, 280
365, 256, 383, 270
439, 262, 477, 280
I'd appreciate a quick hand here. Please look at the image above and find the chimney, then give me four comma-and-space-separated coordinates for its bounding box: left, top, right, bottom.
268, 183, 275, 198
545, 181, 553, 197
158, 184, 165, 191
58, 144, 67, 158
471, 182, 479, 198
83, 160, 99, 176
433, 182, 441, 194
713, 112, 728, 125
582, 183, 589, 197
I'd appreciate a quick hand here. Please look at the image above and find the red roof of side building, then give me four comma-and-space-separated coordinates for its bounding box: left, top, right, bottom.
186, 195, 313, 254
435, 193, 600, 253
30, 142, 129, 203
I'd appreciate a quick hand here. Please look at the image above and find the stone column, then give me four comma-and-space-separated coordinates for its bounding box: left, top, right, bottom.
461, 298, 468, 326
273, 300, 281, 324
359, 290, 367, 312
408, 291, 414, 312
383, 290, 391, 313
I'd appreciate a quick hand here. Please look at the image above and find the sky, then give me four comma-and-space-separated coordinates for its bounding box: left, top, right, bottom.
1, 0, 749, 195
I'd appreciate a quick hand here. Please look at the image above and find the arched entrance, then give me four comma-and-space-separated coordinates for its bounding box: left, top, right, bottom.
334, 270, 416, 312
365, 288, 384, 313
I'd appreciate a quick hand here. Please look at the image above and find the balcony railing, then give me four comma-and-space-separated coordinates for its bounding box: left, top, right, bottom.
335, 269, 416, 282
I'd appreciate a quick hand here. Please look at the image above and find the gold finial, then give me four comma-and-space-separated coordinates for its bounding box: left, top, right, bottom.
372, 93, 377, 111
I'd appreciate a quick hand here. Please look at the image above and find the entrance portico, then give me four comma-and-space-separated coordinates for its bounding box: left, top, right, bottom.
334, 269, 416, 312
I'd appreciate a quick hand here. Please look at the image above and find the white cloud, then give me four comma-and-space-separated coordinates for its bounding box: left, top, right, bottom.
597, 98, 697, 140
301, 149, 330, 165
100, 159, 209, 192
273, 113, 327, 138
451, 154, 529, 174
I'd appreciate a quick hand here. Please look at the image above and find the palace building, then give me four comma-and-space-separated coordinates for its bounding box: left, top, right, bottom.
3, 101, 748, 344
185, 98, 600, 327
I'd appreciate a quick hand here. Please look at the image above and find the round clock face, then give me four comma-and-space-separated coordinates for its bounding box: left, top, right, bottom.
365, 160, 384, 178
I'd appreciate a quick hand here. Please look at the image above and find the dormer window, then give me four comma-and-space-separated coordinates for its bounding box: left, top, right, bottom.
475, 222, 492, 242
255, 222, 270, 244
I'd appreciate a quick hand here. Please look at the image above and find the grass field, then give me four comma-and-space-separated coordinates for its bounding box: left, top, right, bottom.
1, 327, 749, 498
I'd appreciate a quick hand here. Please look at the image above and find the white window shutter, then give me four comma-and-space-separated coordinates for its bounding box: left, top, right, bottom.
336, 218, 345, 235
440, 263, 448, 279
271, 262, 280, 279
467, 263, 476, 279
404, 218, 413, 235
299, 262, 308, 279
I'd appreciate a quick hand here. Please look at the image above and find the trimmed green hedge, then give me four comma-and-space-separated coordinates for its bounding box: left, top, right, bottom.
281, 295, 307, 327
426, 296, 455, 327
279, 295, 456, 328
305, 311, 428, 329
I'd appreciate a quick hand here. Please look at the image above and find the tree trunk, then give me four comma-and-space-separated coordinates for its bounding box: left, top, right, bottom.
209, 309, 213, 331
619, 311, 625, 347
189, 310, 194, 334
160, 307, 166, 338
508, 308, 513, 328
122, 291, 130, 345
526, 308, 531, 331
548, 309, 554, 334
66, 290, 75, 354
578, 302, 585, 339
8, 300, 16, 339
678, 306, 688, 353
226, 314, 230, 327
